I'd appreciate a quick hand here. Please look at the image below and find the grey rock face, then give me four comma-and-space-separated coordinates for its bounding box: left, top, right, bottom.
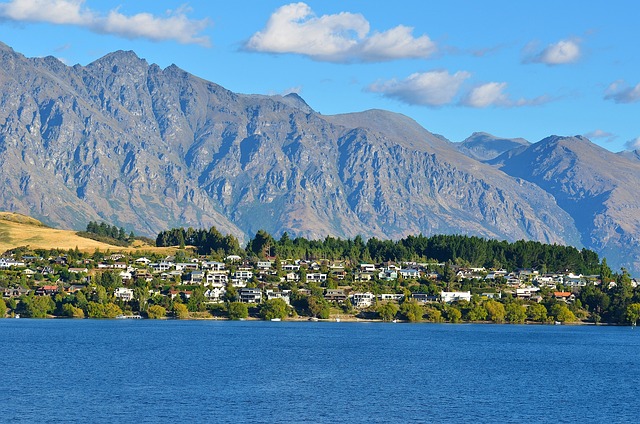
491, 135, 640, 274
4, 42, 633, 272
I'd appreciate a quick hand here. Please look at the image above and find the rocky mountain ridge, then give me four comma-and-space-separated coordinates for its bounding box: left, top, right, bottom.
1, 42, 639, 274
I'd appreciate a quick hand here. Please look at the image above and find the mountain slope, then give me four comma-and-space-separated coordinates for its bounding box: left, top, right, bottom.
457, 132, 530, 161
491, 135, 640, 273
0, 41, 590, 258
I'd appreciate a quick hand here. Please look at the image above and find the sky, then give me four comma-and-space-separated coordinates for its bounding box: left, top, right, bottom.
0, 0, 639, 152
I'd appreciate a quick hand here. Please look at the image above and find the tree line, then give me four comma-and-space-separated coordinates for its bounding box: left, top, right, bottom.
156, 226, 602, 275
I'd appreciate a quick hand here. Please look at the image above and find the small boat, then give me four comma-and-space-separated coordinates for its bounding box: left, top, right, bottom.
270, 318, 281, 322
392, 319, 398, 323
14, 314, 20, 319
554, 321, 561, 325
309, 317, 319, 322
335, 317, 341, 322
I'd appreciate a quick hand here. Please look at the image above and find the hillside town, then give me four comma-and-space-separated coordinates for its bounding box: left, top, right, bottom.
1, 247, 639, 324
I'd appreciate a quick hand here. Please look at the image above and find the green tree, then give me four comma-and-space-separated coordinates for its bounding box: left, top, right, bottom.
466, 304, 488, 321
424, 306, 443, 322
377, 302, 399, 321
61, 303, 85, 318
260, 298, 289, 320
446, 306, 462, 323
0, 298, 6, 318
227, 302, 249, 320
625, 303, 640, 326
505, 303, 527, 323
24, 296, 55, 318
173, 303, 189, 319
147, 305, 167, 319
485, 300, 506, 323
400, 300, 423, 322
552, 304, 577, 323
527, 303, 548, 322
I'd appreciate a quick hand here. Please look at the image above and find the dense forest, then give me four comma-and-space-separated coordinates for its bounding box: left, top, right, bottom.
157, 227, 602, 275
79, 221, 135, 246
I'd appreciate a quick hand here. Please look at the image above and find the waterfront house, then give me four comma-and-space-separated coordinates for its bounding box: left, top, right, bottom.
239, 288, 262, 304
351, 292, 375, 308
324, 289, 347, 303
441, 291, 472, 303
114, 287, 134, 301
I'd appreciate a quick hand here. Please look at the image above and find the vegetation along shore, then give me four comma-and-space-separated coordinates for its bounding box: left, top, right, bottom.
1, 213, 639, 325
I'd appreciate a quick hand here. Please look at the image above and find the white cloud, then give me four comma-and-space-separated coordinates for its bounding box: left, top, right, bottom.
460, 82, 553, 108
245, 2, 435, 63
0, 0, 210, 46
367, 70, 470, 106
605, 80, 640, 104
524, 38, 581, 65
584, 129, 617, 143
461, 82, 509, 108
625, 137, 640, 150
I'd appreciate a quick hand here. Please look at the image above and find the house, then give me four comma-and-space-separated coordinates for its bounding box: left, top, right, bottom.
204, 287, 226, 302
205, 271, 228, 287
256, 261, 272, 270
114, 287, 134, 301
285, 272, 300, 282
553, 291, 575, 302
307, 273, 327, 282
398, 269, 420, 279
412, 293, 438, 303
175, 263, 199, 271
202, 261, 225, 271
360, 264, 377, 273
68, 267, 89, 274
35, 285, 59, 296
266, 289, 291, 305
3, 287, 30, 297
378, 293, 404, 302
516, 287, 540, 299
189, 270, 205, 284
351, 292, 375, 308
239, 288, 262, 304
283, 264, 300, 272
233, 270, 253, 281
324, 289, 347, 303
225, 255, 242, 262
0, 258, 26, 268
378, 269, 398, 281
151, 261, 174, 272
441, 291, 472, 303
135, 257, 151, 265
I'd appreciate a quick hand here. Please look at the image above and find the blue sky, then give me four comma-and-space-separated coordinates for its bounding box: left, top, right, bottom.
1, 0, 639, 151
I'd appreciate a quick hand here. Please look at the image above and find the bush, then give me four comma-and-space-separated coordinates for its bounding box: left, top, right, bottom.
147, 305, 167, 319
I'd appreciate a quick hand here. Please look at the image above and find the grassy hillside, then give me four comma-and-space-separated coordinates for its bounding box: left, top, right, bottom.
0, 212, 171, 253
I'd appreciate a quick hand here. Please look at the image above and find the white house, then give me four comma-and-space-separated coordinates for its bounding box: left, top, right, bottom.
351, 292, 375, 308
114, 287, 134, 301
440, 291, 472, 303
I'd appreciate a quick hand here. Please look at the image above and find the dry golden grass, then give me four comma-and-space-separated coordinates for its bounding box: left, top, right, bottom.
0, 212, 178, 254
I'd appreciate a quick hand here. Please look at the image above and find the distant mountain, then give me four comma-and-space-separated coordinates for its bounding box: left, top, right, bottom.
490, 136, 640, 274
618, 149, 640, 162
457, 132, 530, 161
2, 41, 640, 274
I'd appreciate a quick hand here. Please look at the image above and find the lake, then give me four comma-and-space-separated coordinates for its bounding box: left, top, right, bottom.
1, 320, 638, 423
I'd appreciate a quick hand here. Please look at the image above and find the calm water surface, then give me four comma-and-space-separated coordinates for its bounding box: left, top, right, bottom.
1, 320, 639, 423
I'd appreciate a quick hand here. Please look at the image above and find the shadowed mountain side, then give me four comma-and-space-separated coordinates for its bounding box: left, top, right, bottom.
491, 135, 640, 274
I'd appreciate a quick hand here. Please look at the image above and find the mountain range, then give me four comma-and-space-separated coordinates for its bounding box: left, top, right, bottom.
1, 41, 639, 274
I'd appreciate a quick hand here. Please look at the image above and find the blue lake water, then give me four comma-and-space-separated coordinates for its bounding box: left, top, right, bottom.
1, 320, 639, 423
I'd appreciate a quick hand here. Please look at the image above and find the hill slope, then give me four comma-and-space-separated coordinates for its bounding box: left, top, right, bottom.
491, 136, 640, 273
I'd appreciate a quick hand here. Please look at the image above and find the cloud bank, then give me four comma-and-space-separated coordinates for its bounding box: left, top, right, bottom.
368, 72, 552, 108
0, 0, 211, 46
245, 2, 435, 62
